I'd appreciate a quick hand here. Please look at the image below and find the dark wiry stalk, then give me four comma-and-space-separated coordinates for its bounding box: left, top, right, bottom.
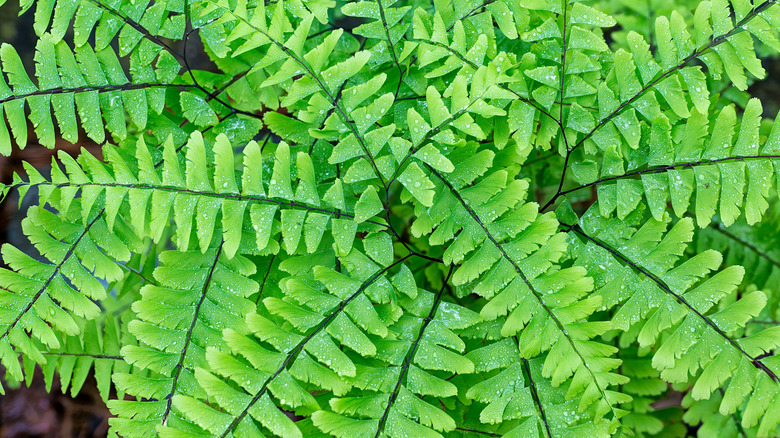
180, 3, 262, 121
0, 83, 195, 106
255, 254, 276, 305
217, 254, 414, 437
0, 211, 104, 343
375, 0, 403, 78
564, 223, 778, 381
88, 0, 184, 61
90, 0, 259, 121
42, 352, 123, 360
551, 154, 780, 201
162, 243, 224, 425
374, 265, 455, 437
308, 38, 367, 155
522, 358, 552, 438
41, 180, 392, 230
455, 428, 502, 437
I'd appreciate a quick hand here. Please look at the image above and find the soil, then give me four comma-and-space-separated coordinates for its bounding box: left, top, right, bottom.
0, 370, 110, 438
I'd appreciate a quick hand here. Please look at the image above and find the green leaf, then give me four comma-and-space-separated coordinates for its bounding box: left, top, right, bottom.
270, 142, 295, 200
181, 92, 219, 128
354, 185, 383, 223
399, 163, 435, 207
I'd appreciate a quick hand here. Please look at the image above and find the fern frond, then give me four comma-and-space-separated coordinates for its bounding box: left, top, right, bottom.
0, 37, 189, 154
107, 245, 259, 437
699, 216, 780, 297
563, 100, 780, 227
616, 347, 685, 438
543, 0, 780, 212
161, 250, 432, 437
196, 0, 389, 188
14, 132, 393, 259
564, 203, 780, 435
461, 338, 620, 437
0, 0, 265, 156
311, 265, 483, 437
0, 206, 131, 393
32, 315, 129, 402
341, 0, 408, 79
404, 141, 628, 430
582, 0, 779, 144
25, 0, 186, 50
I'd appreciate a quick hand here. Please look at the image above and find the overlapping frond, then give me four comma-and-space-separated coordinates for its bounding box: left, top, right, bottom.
0, 0, 268, 156
2, 0, 780, 435
158, 247, 439, 437
400, 142, 628, 434
565, 203, 780, 435
195, 0, 392, 189
312, 266, 483, 438
0, 37, 183, 154
108, 245, 259, 437
543, 0, 780, 213
0, 204, 135, 393
567, 99, 780, 227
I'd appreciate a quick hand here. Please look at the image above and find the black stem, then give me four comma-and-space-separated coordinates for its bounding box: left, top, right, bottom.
162, 243, 224, 425
564, 222, 778, 382
218, 254, 413, 438
39, 181, 392, 230
546, 154, 780, 210
522, 358, 552, 438
255, 254, 277, 305
374, 265, 455, 437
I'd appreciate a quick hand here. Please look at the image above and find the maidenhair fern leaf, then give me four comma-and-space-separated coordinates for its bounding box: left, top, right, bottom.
563, 100, 780, 228
565, 203, 780, 433
108, 246, 259, 436
2, 0, 780, 436
0, 205, 134, 393
161, 249, 450, 437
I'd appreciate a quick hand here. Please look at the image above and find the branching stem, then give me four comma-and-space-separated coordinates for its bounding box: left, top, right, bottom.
374, 265, 455, 437
218, 254, 413, 437
564, 222, 778, 381
541, 0, 779, 212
